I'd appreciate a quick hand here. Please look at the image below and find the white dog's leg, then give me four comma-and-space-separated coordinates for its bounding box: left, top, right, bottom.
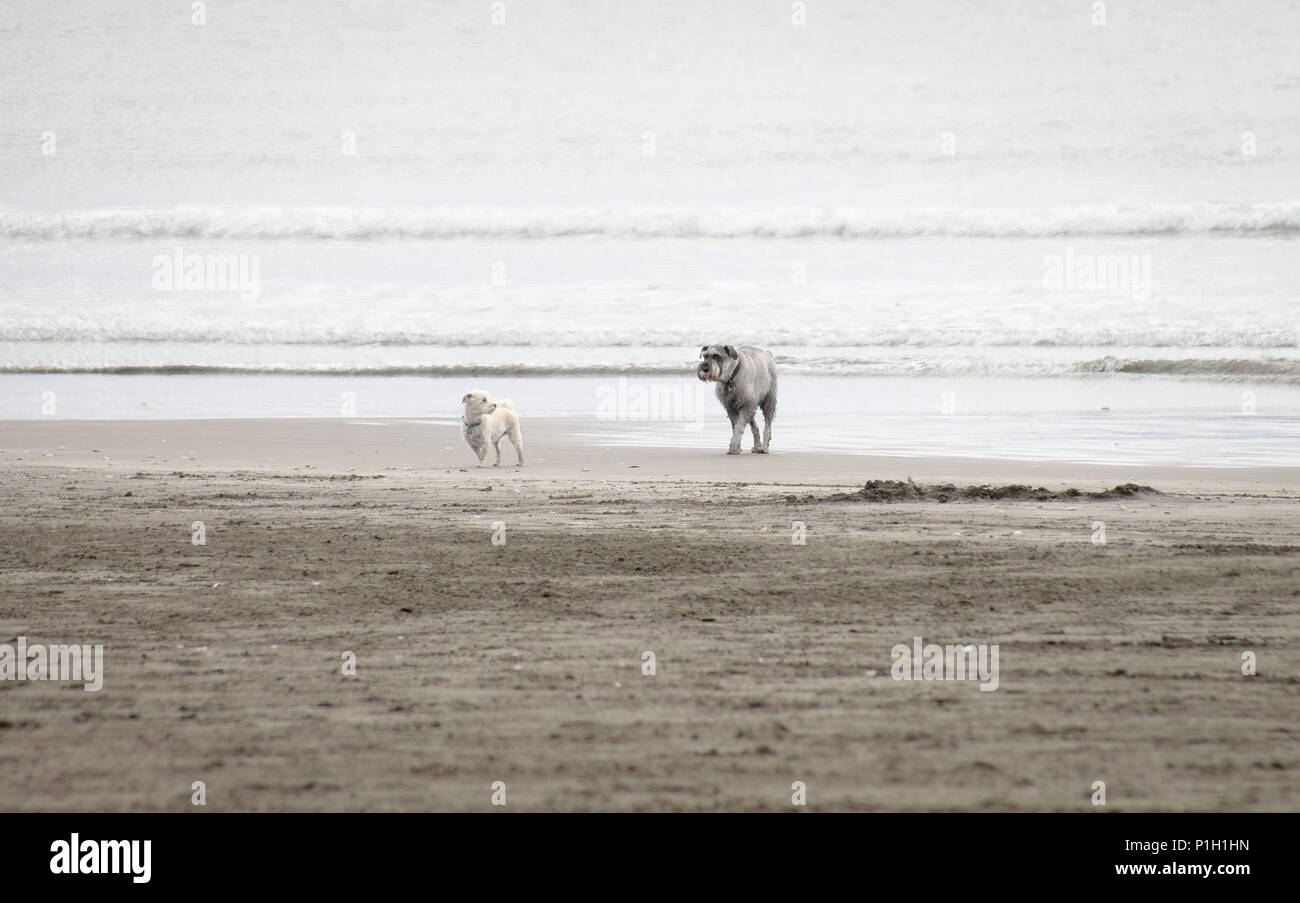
508, 424, 524, 466
492, 436, 503, 466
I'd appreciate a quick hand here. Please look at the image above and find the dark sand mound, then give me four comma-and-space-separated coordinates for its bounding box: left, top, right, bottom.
788, 479, 1160, 504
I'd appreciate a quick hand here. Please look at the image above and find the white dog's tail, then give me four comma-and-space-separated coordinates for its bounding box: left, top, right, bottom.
496, 399, 516, 410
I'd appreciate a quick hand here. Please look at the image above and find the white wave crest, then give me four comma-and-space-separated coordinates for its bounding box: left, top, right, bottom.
6, 202, 1300, 240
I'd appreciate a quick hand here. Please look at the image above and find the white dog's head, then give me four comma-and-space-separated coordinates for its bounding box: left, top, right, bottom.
461, 389, 497, 417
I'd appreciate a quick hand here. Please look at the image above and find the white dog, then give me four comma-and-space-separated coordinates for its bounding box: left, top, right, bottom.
461, 389, 524, 467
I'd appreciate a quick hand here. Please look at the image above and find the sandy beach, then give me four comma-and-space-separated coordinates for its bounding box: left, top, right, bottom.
1, 417, 1297, 811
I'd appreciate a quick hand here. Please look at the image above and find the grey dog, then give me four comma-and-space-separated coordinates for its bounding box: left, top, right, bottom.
696, 344, 778, 454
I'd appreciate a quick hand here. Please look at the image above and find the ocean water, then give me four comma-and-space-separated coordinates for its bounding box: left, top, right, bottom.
2, 1, 1299, 462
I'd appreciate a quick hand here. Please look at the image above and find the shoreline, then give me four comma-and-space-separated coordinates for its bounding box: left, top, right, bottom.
4, 416, 1300, 492
6, 370, 1300, 469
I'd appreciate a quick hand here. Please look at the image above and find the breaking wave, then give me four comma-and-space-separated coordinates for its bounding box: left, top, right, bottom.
5, 357, 1300, 382
5, 202, 1300, 241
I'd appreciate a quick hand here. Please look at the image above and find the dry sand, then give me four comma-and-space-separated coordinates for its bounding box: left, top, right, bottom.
1, 417, 1298, 811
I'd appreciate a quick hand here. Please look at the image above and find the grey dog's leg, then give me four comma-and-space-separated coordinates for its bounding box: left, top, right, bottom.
760, 392, 776, 451
748, 415, 763, 452
728, 407, 751, 455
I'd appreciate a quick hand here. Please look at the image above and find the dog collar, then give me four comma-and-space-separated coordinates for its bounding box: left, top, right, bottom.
723, 357, 742, 392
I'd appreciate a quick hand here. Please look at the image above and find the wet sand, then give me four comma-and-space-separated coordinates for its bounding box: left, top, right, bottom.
1, 417, 1297, 811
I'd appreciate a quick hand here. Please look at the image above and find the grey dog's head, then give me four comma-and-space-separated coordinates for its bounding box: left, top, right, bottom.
697, 344, 739, 382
